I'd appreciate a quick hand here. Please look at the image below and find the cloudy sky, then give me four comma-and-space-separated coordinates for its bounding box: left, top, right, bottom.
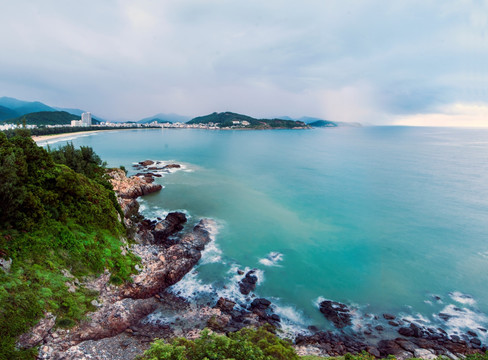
1, 1, 487, 125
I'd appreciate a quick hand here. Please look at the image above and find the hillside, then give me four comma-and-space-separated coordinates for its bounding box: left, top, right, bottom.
0, 97, 56, 116
2, 111, 101, 126
0, 105, 18, 121
0, 132, 136, 359
188, 112, 308, 129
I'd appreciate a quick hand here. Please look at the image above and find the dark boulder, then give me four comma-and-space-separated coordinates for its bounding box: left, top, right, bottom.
250, 298, 271, 311
215, 297, 236, 313
153, 212, 187, 245
239, 270, 258, 295
318, 300, 352, 328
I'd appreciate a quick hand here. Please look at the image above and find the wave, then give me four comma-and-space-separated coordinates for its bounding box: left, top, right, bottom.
449, 291, 477, 306
200, 220, 223, 264
258, 252, 283, 267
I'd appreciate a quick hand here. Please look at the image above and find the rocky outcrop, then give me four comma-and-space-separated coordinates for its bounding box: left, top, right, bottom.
318, 300, 352, 328
108, 168, 162, 200
238, 270, 258, 295
153, 212, 187, 246
73, 298, 159, 342
122, 219, 215, 299
17, 312, 56, 349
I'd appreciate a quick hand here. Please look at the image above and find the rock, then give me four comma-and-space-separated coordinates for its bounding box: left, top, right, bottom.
17, 312, 56, 349
389, 320, 399, 327
414, 348, 436, 359
269, 314, 281, 322
162, 164, 181, 169
318, 300, 352, 328
396, 338, 418, 352
74, 297, 158, 341
237, 269, 244, 275
153, 212, 187, 245
375, 325, 384, 331
383, 313, 396, 320
366, 346, 381, 358
399, 326, 415, 337
467, 330, 478, 337
438, 313, 452, 321
139, 160, 154, 166
377, 339, 412, 359
470, 338, 482, 346
108, 168, 162, 200
122, 219, 215, 299
0, 257, 12, 273
238, 270, 258, 295
250, 298, 271, 311
215, 297, 236, 313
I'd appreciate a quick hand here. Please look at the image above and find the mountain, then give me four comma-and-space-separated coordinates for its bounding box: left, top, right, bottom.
0, 96, 56, 116
188, 112, 308, 129
0, 105, 19, 121
308, 120, 338, 127
2, 111, 99, 126
138, 113, 190, 124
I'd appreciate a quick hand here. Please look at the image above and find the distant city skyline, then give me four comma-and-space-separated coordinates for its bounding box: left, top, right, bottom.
0, 1, 487, 126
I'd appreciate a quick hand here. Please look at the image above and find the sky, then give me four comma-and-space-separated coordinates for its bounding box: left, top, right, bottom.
0, 0, 487, 126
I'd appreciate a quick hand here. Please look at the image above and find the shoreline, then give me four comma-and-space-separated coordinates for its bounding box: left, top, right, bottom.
26, 159, 487, 360
32, 130, 101, 143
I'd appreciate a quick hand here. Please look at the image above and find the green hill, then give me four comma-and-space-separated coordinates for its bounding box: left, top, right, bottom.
188, 112, 308, 129
0, 132, 135, 359
0, 105, 19, 121
0, 97, 56, 116
2, 111, 101, 126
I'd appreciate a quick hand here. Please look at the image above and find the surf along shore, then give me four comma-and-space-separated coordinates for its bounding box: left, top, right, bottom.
20, 159, 487, 360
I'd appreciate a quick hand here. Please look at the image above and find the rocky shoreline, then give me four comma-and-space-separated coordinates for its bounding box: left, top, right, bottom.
18, 160, 487, 359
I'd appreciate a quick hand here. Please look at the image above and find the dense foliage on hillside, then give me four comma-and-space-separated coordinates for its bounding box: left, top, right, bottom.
0, 130, 136, 359
139, 327, 300, 360
1, 111, 82, 126
188, 112, 308, 129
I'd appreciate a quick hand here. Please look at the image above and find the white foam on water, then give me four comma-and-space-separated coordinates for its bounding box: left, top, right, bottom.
401, 313, 431, 325
272, 303, 312, 337
199, 219, 223, 264
258, 252, 283, 267
478, 251, 488, 259
449, 291, 477, 306
435, 304, 488, 340
168, 268, 215, 301
216, 265, 266, 306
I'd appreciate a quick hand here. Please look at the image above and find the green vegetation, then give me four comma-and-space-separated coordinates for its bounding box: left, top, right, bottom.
188, 112, 308, 129
141, 327, 488, 360
0, 130, 136, 359
2, 111, 82, 126
139, 327, 299, 360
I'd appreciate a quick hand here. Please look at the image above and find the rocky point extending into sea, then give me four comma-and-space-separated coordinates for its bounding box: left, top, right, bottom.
17, 160, 487, 359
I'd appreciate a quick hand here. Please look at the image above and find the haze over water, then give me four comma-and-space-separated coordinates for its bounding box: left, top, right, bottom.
43, 127, 488, 338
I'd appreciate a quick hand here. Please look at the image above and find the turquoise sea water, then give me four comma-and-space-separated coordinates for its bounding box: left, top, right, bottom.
42, 127, 488, 338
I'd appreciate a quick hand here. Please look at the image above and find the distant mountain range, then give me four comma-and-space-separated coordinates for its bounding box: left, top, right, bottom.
138, 113, 191, 124
188, 112, 308, 129
279, 115, 361, 127
0, 96, 104, 123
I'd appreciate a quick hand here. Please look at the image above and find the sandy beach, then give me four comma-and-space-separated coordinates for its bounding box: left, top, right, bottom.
32, 130, 100, 143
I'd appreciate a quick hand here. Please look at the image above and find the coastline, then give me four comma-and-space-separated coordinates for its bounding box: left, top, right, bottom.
22, 159, 487, 360
32, 130, 101, 143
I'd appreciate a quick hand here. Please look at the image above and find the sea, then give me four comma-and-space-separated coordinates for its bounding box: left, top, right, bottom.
39, 126, 488, 340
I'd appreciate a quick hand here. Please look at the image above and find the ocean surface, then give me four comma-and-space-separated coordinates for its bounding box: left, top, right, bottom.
41, 126, 488, 339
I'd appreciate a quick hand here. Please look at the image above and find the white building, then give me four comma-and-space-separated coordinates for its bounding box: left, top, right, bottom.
71, 120, 83, 127
81, 112, 92, 126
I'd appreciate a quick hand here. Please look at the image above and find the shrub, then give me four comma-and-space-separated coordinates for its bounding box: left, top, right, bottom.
139, 327, 299, 360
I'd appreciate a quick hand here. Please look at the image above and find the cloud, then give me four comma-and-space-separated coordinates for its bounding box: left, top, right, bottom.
393, 103, 488, 127
0, 0, 486, 123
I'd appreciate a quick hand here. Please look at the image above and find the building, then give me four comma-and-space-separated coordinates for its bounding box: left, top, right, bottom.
81, 112, 92, 126
71, 112, 92, 127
